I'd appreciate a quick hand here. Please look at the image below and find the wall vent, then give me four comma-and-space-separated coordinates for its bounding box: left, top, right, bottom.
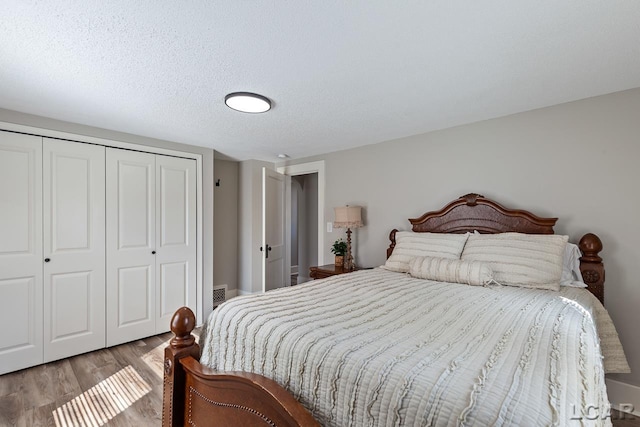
213, 285, 227, 309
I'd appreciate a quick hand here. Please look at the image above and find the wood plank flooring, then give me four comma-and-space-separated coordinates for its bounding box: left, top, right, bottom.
0, 332, 175, 427
0, 331, 638, 426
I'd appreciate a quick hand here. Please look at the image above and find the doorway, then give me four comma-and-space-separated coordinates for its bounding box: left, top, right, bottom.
277, 160, 325, 285
290, 173, 318, 284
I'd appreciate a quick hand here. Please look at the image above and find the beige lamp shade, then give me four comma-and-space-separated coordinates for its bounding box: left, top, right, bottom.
333, 206, 363, 228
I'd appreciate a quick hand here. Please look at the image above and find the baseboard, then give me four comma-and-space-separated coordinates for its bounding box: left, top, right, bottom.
237, 289, 261, 296
607, 378, 640, 416
226, 289, 238, 299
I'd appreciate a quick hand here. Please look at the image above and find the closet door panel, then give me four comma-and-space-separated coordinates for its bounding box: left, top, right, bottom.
50, 272, 91, 339
156, 156, 196, 333
159, 261, 187, 320
117, 266, 152, 325
43, 139, 105, 362
0, 132, 43, 375
106, 148, 156, 346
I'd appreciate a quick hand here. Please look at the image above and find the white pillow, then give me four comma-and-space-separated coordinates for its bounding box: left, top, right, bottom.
382, 231, 469, 273
461, 232, 568, 291
561, 243, 587, 288
408, 256, 495, 286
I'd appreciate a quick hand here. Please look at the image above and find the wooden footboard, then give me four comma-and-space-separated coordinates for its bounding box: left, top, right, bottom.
162, 307, 319, 427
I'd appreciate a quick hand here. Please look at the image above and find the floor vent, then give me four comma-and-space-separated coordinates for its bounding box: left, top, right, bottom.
213, 285, 227, 309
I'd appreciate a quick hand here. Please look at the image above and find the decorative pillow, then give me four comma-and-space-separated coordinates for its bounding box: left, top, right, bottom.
461, 232, 568, 291
408, 256, 495, 286
561, 243, 587, 288
382, 231, 469, 273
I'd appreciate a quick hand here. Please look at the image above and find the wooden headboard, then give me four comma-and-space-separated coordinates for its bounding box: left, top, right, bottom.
386, 193, 605, 303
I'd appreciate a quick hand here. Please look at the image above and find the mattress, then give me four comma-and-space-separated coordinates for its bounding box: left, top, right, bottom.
200, 269, 628, 426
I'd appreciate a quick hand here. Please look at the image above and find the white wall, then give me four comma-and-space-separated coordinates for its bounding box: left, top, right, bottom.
213, 159, 238, 293
0, 107, 216, 321
284, 88, 640, 389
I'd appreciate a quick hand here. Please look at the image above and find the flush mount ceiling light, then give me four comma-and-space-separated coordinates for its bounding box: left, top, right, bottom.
225, 92, 272, 113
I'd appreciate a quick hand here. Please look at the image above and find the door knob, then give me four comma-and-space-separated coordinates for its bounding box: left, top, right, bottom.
44, 258, 51, 263
260, 246, 272, 259
152, 251, 156, 255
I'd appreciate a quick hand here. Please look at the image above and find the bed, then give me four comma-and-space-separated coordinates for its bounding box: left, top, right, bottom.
162, 193, 629, 426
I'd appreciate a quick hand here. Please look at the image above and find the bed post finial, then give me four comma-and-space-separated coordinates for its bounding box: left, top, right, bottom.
163, 307, 201, 427
579, 233, 603, 263
170, 306, 196, 348
579, 233, 605, 305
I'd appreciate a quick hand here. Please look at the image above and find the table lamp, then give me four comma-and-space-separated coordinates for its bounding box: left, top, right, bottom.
333, 206, 363, 271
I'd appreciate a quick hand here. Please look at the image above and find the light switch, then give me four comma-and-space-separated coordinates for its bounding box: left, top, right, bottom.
327, 222, 333, 232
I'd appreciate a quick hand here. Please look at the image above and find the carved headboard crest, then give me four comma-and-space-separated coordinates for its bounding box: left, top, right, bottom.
409, 193, 557, 235
461, 193, 481, 206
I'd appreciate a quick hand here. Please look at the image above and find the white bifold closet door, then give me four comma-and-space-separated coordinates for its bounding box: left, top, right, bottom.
43, 139, 106, 362
0, 132, 43, 375
106, 149, 156, 346
106, 149, 196, 346
154, 154, 197, 334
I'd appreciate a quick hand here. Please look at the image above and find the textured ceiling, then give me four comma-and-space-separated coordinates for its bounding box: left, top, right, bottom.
1, 1, 640, 161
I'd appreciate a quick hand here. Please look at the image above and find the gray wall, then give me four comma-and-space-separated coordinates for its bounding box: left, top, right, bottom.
213, 159, 238, 293
284, 88, 640, 388
0, 108, 215, 321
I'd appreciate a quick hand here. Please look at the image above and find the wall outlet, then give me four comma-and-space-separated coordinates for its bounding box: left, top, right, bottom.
327, 222, 333, 232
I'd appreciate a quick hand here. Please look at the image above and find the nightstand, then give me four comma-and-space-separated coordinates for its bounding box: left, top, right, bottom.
309, 264, 363, 279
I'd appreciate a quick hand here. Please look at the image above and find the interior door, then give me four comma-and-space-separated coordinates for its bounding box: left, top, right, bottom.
106, 148, 157, 346
43, 138, 105, 362
155, 155, 196, 333
262, 168, 290, 292
0, 131, 43, 375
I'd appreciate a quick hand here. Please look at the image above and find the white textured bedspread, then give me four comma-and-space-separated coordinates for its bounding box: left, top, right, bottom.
200, 269, 626, 426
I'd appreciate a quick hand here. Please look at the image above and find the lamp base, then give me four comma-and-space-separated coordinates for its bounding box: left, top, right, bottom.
344, 228, 356, 271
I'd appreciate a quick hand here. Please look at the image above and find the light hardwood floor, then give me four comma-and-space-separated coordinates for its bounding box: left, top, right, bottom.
0, 332, 175, 427
1, 333, 638, 426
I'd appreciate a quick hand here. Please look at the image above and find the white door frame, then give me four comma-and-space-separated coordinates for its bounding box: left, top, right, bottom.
276, 161, 325, 267
0, 121, 205, 324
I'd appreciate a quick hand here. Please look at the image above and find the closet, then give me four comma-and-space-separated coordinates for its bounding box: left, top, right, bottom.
0, 130, 196, 375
